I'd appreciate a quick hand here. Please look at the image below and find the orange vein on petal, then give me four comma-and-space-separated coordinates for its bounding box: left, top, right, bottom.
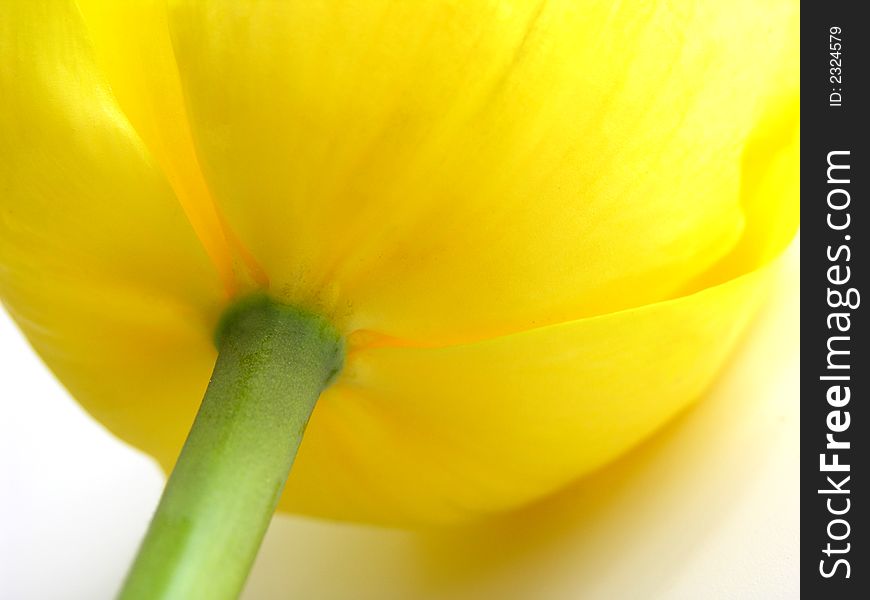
74, 0, 264, 297
219, 214, 271, 291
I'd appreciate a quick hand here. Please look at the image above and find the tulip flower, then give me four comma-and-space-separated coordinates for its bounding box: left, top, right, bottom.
1, 0, 798, 599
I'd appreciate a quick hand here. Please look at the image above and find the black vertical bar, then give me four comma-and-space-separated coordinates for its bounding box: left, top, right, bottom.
802, 2, 867, 597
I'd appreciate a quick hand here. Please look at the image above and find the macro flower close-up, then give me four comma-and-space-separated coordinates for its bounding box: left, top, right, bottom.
1, 1, 799, 598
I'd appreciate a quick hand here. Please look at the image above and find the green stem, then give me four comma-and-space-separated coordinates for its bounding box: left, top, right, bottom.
119, 295, 343, 600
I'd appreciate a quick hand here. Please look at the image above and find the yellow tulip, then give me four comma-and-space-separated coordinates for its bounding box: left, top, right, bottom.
1, 0, 797, 597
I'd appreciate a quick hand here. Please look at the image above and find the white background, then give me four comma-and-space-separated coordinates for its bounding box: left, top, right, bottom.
0, 241, 799, 600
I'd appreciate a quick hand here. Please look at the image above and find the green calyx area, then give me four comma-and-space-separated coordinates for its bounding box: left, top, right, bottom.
120, 295, 344, 600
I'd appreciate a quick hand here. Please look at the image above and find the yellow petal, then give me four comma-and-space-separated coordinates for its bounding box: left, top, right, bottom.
283, 257, 785, 526
0, 0, 222, 458
0, 0, 799, 528
278, 112, 799, 525
166, 0, 798, 343
74, 0, 265, 294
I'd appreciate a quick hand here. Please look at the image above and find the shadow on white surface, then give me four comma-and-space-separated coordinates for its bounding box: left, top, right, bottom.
0, 242, 798, 600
